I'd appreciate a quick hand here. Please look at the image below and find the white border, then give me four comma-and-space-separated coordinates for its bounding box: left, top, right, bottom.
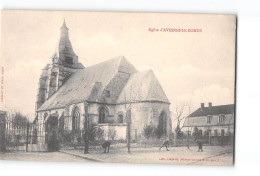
1, 0, 260, 176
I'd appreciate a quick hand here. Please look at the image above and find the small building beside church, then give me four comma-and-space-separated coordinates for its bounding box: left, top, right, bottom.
33, 21, 172, 147
183, 103, 235, 145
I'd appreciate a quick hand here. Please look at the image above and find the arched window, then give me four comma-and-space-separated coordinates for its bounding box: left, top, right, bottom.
158, 111, 167, 135
99, 106, 108, 123
72, 107, 80, 131
117, 112, 124, 123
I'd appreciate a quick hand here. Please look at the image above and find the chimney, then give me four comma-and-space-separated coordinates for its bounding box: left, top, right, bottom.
201, 103, 204, 109
209, 102, 212, 107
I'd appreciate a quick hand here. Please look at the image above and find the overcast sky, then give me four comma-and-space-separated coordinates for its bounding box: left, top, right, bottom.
1, 10, 236, 121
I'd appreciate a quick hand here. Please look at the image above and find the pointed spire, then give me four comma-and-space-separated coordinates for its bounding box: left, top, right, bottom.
60, 18, 69, 30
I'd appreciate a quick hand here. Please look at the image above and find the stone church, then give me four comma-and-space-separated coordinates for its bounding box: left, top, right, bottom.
34, 20, 171, 146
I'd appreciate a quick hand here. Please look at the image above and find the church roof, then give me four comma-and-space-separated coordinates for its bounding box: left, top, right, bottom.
116, 70, 170, 104
37, 56, 169, 111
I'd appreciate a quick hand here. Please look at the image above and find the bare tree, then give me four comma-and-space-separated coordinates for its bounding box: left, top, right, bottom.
173, 101, 191, 129
172, 101, 192, 139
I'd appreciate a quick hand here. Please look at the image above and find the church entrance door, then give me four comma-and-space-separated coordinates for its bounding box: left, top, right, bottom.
46, 114, 59, 152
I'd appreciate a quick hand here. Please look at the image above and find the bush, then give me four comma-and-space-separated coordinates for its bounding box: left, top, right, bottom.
154, 126, 164, 139
175, 125, 184, 139
143, 125, 164, 139
192, 126, 200, 140
95, 127, 104, 141
143, 125, 155, 139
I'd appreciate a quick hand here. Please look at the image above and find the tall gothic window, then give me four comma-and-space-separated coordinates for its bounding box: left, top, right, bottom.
158, 111, 167, 135
118, 115, 123, 123
99, 107, 107, 123
72, 107, 80, 131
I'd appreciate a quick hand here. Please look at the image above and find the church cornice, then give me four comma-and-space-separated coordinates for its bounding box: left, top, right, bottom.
36, 100, 170, 112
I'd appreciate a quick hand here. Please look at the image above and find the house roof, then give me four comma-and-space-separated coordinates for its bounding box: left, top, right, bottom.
183, 104, 235, 127
188, 104, 235, 117
37, 56, 169, 111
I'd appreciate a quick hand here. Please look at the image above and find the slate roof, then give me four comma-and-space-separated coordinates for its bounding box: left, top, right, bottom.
183, 104, 235, 127
188, 104, 235, 117
116, 70, 170, 104
37, 56, 170, 111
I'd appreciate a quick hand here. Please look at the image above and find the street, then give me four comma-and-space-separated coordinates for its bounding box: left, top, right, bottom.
0, 145, 233, 166
60, 145, 233, 166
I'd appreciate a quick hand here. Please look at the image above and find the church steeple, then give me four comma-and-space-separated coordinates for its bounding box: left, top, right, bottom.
60, 19, 69, 38
61, 19, 69, 30
36, 19, 84, 110
54, 19, 81, 67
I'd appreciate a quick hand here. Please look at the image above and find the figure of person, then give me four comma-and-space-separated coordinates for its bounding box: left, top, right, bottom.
102, 141, 111, 153
197, 140, 203, 152
159, 140, 170, 151
83, 131, 89, 154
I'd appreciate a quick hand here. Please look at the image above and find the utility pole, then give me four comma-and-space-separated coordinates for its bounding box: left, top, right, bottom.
84, 102, 90, 154
209, 130, 211, 145
125, 86, 132, 153
26, 122, 29, 152
187, 105, 190, 149
127, 109, 131, 153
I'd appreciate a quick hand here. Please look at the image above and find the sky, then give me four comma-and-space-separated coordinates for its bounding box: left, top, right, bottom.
0, 10, 236, 122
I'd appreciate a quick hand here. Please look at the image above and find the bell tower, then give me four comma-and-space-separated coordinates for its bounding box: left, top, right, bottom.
35, 20, 84, 110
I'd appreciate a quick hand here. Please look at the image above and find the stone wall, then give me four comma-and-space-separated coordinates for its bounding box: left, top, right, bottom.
36, 100, 171, 144
115, 102, 171, 141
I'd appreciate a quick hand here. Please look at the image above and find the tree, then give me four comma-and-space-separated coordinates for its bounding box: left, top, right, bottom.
175, 125, 183, 139
192, 126, 200, 140
173, 101, 190, 129
172, 101, 191, 139
12, 112, 29, 133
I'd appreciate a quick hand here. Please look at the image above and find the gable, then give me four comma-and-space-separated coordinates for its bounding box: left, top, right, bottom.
116, 70, 170, 104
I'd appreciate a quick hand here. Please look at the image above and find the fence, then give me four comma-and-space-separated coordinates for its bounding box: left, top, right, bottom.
2, 117, 47, 152
0, 114, 234, 153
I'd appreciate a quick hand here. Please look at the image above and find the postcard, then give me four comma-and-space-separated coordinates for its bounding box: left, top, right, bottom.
0, 10, 236, 165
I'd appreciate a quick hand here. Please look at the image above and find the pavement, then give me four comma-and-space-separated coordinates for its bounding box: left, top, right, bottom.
60, 145, 234, 166
0, 151, 93, 162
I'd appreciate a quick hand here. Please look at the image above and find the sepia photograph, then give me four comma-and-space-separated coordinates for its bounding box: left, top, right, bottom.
0, 10, 236, 166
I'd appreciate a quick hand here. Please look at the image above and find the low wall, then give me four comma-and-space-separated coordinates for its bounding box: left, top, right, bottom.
95, 123, 127, 140
27, 144, 47, 152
